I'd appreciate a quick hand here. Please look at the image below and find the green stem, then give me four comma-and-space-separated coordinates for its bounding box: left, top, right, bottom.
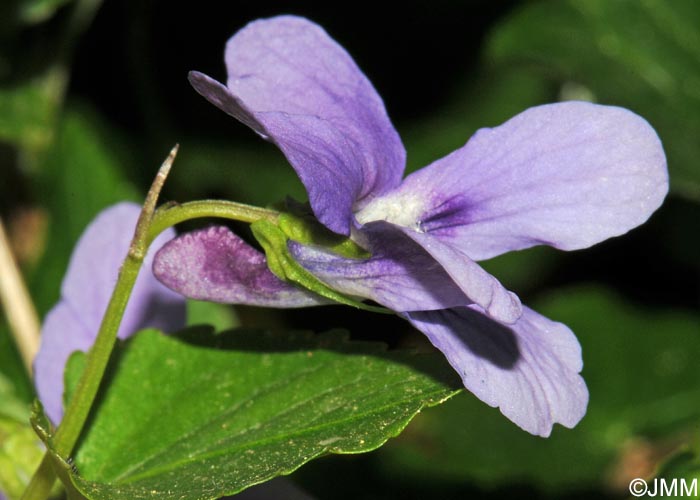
147, 200, 280, 245
21, 147, 178, 500
20, 225, 143, 500
21, 153, 285, 500
19, 455, 55, 500
53, 252, 142, 456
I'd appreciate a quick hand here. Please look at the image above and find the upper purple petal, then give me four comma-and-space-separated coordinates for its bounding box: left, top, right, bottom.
405, 305, 588, 437
34, 202, 186, 423
189, 15, 405, 235
153, 225, 328, 308
288, 223, 469, 312
356, 101, 668, 260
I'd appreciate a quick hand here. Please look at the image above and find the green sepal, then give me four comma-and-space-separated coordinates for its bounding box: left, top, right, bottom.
30, 400, 53, 447
251, 219, 389, 314
278, 212, 370, 259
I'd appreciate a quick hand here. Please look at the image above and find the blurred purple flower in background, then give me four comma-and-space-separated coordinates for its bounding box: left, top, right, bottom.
154, 16, 667, 436
34, 203, 186, 424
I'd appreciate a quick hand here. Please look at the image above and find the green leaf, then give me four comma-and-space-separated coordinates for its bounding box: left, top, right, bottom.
0, 372, 29, 424
61, 328, 459, 499
185, 300, 239, 332
0, 373, 45, 500
0, 416, 47, 500
488, 0, 700, 201
376, 286, 700, 492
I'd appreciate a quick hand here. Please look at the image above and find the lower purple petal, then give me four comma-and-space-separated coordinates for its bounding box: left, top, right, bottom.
153, 225, 328, 308
405, 305, 588, 437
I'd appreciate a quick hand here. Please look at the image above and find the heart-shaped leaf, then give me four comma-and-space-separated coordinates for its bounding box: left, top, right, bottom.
60, 327, 459, 499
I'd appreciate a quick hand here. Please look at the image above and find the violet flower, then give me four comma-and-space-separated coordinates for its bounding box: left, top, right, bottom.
153, 16, 668, 436
34, 202, 186, 424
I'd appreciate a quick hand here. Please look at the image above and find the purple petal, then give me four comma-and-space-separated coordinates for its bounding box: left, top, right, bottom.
384, 223, 522, 323
189, 15, 405, 235
34, 202, 186, 423
357, 102, 668, 260
33, 303, 92, 424
405, 305, 588, 437
153, 225, 327, 308
288, 223, 469, 312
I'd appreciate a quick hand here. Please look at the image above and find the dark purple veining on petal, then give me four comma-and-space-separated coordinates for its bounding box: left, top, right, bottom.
417, 193, 473, 234
392, 102, 668, 260
153, 226, 326, 307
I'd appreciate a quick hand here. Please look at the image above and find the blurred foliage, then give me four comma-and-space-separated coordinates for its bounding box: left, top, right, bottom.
27, 104, 138, 316
19, 0, 74, 25
0, 324, 32, 403
0, 373, 45, 499
0, 0, 698, 498
0, 68, 65, 162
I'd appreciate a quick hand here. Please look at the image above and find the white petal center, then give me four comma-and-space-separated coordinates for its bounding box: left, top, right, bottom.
355, 191, 426, 231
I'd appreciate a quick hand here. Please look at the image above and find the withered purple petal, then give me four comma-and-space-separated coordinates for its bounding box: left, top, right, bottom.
153, 225, 327, 308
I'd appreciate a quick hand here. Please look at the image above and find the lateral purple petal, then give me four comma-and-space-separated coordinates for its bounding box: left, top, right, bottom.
189, 15, 405, 235
405, 305, 588, 437
153, 225, 327, 307
34, 202, 185, 423
357, 101, 668, 260
288, 224, 469, 312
